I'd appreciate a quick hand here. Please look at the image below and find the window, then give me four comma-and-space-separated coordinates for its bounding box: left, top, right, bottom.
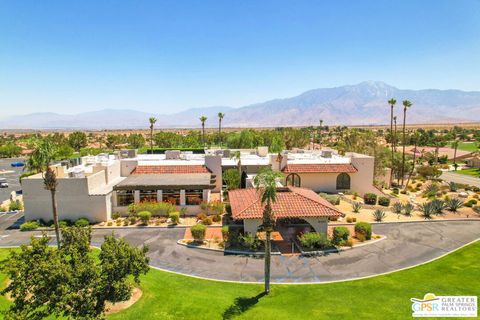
285, 173, 301, 187
163, 190, 181, 205
140, 190, 157, 202
116, 190, 134, 207
336, 173, 351, 190
186, 189, 203, 205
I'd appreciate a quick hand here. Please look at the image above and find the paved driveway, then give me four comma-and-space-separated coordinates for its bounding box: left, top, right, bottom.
0, 220, 479, 283
440, 171, 480, 187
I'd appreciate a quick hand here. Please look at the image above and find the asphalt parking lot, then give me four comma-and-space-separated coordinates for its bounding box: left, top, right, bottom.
0, 158, 25, 203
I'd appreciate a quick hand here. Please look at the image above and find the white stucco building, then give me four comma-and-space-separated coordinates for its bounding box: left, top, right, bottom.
22, 147, 379, 224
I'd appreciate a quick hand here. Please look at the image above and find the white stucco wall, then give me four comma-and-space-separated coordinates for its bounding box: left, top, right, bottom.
22, 171, 111, 223
295, 173, 339, 193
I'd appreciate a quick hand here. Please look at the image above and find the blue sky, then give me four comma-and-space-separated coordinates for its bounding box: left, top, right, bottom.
1, 0, 479, 116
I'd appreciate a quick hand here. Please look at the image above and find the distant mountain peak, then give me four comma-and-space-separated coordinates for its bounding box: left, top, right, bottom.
0, 82, 479, 129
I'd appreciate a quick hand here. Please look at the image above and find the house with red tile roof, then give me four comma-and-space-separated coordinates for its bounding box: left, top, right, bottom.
229, 187, 344, 234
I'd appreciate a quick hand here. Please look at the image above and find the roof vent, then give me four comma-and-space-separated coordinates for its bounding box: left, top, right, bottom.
165, 150, 181, 160
321, 150, 332, 158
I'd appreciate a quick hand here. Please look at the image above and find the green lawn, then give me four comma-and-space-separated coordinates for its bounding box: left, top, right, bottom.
1, 241, 479, 319
455, 168, 480, 177
456, 141, 479, 152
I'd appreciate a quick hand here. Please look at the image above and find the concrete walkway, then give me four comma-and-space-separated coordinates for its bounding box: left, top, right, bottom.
0, 220, 479, 283
440, 171, 480, 187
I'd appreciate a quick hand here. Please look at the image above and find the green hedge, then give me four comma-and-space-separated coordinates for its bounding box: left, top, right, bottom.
354, 222, 372, 240
298, 232, 331, 250
378, 196, 390, 207
74, 218, 90, 227
20, 221, 39, 231
332, 226, 350, 246
363, 193, 377, 205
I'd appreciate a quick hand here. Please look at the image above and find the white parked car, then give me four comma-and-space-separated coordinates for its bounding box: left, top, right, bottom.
0, 178, 8, 188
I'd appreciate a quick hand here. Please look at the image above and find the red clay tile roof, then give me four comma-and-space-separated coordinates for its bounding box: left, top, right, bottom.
282, 163, 357, 173
229, 187, 344, 220
132, 165, 211, 174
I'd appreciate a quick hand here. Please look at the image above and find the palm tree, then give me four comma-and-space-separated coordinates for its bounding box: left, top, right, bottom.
404, 130, 419, 192
318, 119, 323, 147
393, 116, 398, 184
149, 117, 157, 154
452, 138, 459, 171
44, 167, 60, 248
218, 112, 225, 147
253, 169, 283, 295
387, 98, 396, 187
26, 140, 61, 248
230, 151, 242, 177
400, 100, 412, 186
200, 116, 207, 146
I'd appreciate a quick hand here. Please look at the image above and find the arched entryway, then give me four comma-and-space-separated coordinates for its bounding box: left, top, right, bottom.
285, 173, 301, 187
336, 173, 351, 190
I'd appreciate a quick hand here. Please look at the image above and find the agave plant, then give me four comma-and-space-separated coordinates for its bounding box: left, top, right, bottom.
448, 181, 458, 192
424, 183, 439, 198
372, 209, 386, 222
419, 202, 435, 219
445, 198, 464, 212
403, 202, 415, 216
392, 202, 403, 214
430, 199, 445, 215
352, 201, 362, 213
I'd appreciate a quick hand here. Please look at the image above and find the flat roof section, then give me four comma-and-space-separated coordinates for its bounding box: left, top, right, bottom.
114, 173, 216, 190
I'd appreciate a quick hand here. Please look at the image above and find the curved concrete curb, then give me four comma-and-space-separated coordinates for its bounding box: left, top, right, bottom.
300, 235, 387, 256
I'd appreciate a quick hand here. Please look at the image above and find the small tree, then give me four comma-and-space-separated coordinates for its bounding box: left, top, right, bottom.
1, 227, 149, 319
191, 224, 207, 242
223, 168, 241, 190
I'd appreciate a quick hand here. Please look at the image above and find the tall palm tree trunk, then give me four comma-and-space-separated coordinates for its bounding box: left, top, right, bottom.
218, 119, 222, 147
202, 124, 205, 146
453, 140, 458, 170
404, 137, 417, 192
401, 108, 407, 186
150, 127, 154, 154
265, 229, 271, 294
389, 106, 394, 187
50, 190, 61, 249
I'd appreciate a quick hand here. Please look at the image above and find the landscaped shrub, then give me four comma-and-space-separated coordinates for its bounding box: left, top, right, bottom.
363, 193, 377, 205
20, 221, 39, 231
372, 209, 386, 222
298, 232, 331, 250
107, 221, 113, 226
346, 216, 356, 223
378, 196, 390, 207
128, 216, 137, 225
352, 192, 358, 200
201, 217, 213, 225
212, 214, 221, 222
0, 206, 6, 212
445, 198, 464, 212
112, 212, 121, 220
221, 226, 229, 240
239, 233, 262, 251
403, 203, 414, 216
169, 211, 180, 224
129, 201, 176, 217
419, 202, 434, 219
392, 188, 399, 195
430, 199, 445, 215
190, 224, 207, 242
448, 182, 458, 192
416, 165, 441, 180
138, 211, 152, 225
354, 222, 372, 240
9, 200, 23, 211
424, 184, 439, 198
74, 218, 90, 227
352, 202, 362, 213
319, 193, 340, 205
332, 226, 350, 246
209, 201, 225, 215
197, 213, 207, 221
465, 199, 478, 208
392, 202, 403, 214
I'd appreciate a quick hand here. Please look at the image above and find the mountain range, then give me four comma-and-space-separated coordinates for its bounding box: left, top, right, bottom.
1, 81, 480, 129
